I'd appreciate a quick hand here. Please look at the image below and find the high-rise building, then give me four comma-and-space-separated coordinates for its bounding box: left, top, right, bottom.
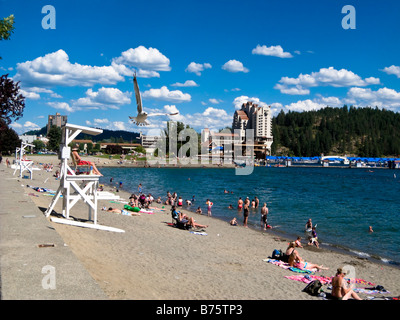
47, 113, 67, 134
232, 101, 273, 156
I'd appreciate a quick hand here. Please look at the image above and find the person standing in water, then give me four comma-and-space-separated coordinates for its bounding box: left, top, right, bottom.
237, 197, 243, 210
206, 199, 213, 217
260, 203, 269, 230
243, 197, 250, 228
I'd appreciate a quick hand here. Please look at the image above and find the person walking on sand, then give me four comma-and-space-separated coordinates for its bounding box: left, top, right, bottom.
260, 203, 269, 230
243, 197, 250, 227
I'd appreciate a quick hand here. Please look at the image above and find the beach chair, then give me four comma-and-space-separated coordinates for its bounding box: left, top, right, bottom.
171, 208, 190, 230
70, 151, 92, 174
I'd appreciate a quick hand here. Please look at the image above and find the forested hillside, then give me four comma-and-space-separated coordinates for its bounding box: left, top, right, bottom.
24, 126, 140, 143
271, 106, 400, 157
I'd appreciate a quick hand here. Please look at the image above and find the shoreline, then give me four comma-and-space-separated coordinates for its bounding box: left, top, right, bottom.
9, 154, 400, 265
2, 155, 400, 300
98, 165, 400, 268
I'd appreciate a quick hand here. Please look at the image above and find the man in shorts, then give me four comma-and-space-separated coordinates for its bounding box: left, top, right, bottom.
260, 203, 269, 230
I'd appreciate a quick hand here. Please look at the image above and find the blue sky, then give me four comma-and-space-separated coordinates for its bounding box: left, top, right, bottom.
1, 0, 400, 135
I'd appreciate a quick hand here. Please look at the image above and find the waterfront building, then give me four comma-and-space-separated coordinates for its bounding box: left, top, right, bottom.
47, 113, 67, 134
232, 101, 273, 158
140, 132, 161, 153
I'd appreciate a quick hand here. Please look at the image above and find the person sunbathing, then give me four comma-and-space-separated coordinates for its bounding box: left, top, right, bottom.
102, 207, 140, 216
71, 145, 103, 176
288, 250, 329, 271
331, 268, 362, 300
172, 206, 208, 229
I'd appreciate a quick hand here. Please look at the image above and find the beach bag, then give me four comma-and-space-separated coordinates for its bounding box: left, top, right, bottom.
303, 280, 322, 296
272, 249, 282, 260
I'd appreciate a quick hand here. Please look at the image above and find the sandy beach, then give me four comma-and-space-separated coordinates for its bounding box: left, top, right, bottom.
2, 154, 400, 301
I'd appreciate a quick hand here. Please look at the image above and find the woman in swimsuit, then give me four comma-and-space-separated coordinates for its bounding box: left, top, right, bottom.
237, 197, 243, 210
288, 250, 329, 271
206, 199, 213, 217
331, 268, 362, 300
177, 196, 183, 206
71, 146, 103, 176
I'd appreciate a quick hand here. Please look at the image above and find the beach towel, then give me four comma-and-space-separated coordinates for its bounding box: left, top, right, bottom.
263, 259, 316, 273
189, 231, 208, 236
285, 275, 332, 285
149, 206, 166, 211
139, 210, 155, 214
285, 275, 376, 287
288, 267, 314, 274
353, 288, 389, 295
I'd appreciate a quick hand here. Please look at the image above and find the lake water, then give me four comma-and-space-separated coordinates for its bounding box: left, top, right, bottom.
99, 166, 400, 266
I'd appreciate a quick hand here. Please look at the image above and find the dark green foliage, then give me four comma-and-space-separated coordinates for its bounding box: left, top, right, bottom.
272, 106, 400, 157
24, 126, 140, 143
47, 125, 62, 151
0, 119, 21, 155
0, 74, 25, 125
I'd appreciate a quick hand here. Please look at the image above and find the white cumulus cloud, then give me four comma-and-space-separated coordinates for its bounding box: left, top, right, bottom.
113, 46, 171, 72
381, 65, 400, 78
142, 86, 191, 103
185, 62, 212, 76
222, 60, 249, 73
74, 87, 131, 110
284, 99, 327, 112
347, 87, 400, 109
14, 49, 124, 87
252, 45, 293, 58
47, 101, 74, 113
232, 96, 268, 110
171, 80, 199, 87
275, 67, 380, 95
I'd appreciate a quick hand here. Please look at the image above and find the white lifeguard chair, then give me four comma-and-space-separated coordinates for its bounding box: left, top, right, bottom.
45, 123, 124, 233
13, 142, 34, 179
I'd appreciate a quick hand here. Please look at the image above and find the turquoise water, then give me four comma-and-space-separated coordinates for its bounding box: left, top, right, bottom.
99, 166, 400, 265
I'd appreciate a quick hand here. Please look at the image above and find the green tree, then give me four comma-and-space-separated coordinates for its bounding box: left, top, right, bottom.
32, 139, 46, 152
47, 125, 62, 151
87, 142, 93, 154
0, 15, 15, 60
0, 74, 25, 126
0, 119, 20, 154
134, 145, 146, 154
1, 15, 25, 127
93, 143, 101, 153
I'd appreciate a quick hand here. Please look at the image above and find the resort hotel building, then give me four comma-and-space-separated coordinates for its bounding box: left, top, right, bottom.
47, 112, 68, 135
232, 101, 273, 158
202, 101, 274, 160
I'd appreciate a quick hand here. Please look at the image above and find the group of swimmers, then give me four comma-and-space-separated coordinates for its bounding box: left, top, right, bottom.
165, 191, 196, 208
128, 192, 154, 209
